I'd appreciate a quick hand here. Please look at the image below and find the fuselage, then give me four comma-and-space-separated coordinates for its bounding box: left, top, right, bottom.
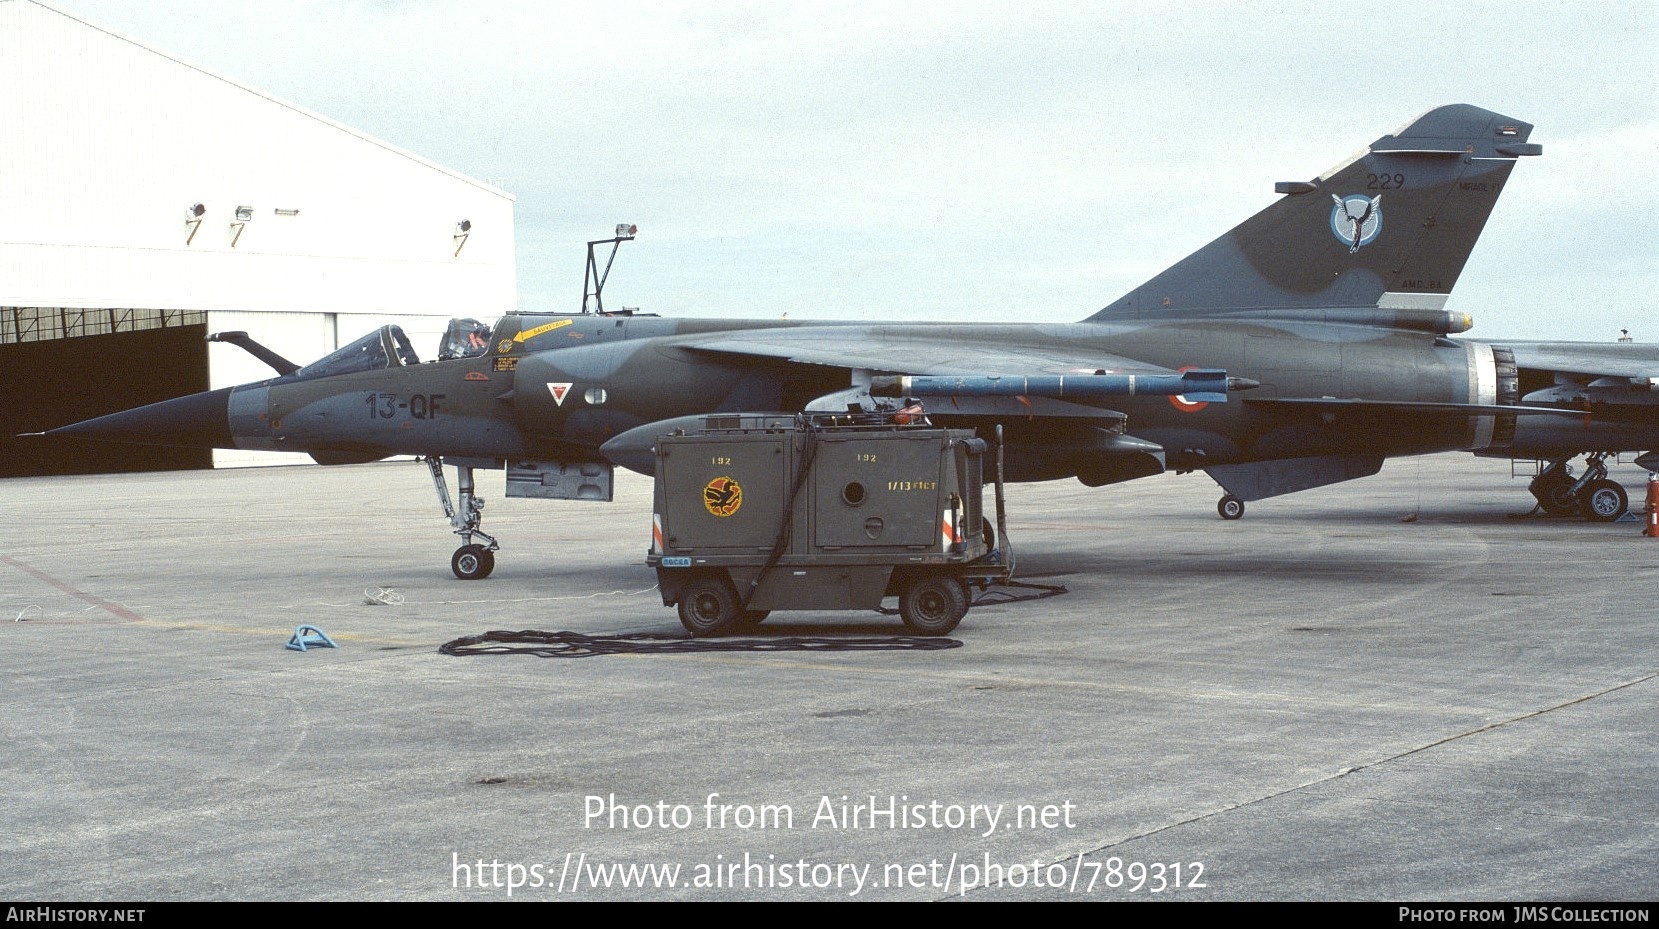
220, 312, 1511, 481
52, 310, 1659, 486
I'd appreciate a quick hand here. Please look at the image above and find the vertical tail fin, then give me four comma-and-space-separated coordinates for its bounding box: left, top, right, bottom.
1087, 104, 1539, 327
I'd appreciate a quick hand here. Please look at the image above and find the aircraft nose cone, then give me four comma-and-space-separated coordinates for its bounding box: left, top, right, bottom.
45, 387, 236, 448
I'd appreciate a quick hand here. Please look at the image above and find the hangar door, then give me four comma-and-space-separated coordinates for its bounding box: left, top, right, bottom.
0, 321, 212, 477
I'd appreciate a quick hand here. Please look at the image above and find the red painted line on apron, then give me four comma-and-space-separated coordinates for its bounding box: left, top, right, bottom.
2, 554, 145, 622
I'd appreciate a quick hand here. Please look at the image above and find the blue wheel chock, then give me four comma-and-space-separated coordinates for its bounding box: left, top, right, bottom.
286, 625, 338, 651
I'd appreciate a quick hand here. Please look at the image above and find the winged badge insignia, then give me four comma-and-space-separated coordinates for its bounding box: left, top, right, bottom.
1330, 194, 1382, 253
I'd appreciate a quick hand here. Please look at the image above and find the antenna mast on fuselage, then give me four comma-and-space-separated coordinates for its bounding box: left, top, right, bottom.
582, 224, 637, 314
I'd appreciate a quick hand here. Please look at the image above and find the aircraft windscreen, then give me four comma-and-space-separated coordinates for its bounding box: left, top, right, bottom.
438, 318, 494, 360
291, 327, 409, 381
390, 326, 419, 366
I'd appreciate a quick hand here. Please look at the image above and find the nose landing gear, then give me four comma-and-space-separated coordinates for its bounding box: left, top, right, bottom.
425, 457, 500, 578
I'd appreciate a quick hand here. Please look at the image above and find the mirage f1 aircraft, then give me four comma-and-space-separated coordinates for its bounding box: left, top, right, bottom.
48, 104, 1659, 578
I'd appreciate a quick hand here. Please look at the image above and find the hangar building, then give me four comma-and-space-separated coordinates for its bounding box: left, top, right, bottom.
0, 0, 516, 474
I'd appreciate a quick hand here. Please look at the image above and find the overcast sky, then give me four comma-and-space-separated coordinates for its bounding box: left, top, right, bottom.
45, 0, 1659, 340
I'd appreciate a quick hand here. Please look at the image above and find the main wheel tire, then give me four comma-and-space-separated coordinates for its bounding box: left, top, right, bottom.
1541, 489, 1579, 516
1217, 495, 1245, 520
898, 574, 968, 636
451, 544, 494, 580
677, 576, 740, 637
1580, 478, 1628, 522
1531, 468, 1578, 516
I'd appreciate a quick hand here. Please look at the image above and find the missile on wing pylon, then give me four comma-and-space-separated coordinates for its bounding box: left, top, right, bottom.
868, 370, 1254, 404
596, 369, 1253, 475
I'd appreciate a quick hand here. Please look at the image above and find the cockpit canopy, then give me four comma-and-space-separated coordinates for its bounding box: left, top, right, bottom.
289, 319, 493, 382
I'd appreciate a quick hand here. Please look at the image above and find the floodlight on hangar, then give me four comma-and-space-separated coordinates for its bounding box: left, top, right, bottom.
230, 205, 254, 247
184, 202, 206, 246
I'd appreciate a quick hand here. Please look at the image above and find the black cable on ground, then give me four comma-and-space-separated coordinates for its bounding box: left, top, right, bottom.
440, 582, 1064, 658
874, 579, 1068, 615
970, 580, 1069, 607
439, 630, 964, 658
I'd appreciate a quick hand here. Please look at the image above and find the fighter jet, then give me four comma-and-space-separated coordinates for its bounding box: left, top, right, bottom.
47, 104, 1659, 578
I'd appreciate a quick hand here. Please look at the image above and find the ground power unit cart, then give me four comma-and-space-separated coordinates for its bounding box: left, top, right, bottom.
647, 413, 1009, 636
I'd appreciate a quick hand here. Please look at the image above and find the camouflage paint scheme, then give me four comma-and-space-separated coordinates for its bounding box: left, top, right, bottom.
49, 104, 1659, 566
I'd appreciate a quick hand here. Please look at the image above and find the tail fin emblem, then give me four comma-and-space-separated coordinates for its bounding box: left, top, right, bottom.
1330, 194, 1382, 253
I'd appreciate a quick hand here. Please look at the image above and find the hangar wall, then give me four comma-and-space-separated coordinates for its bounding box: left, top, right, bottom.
0, 0, 515, 317
0, 0, 518, 472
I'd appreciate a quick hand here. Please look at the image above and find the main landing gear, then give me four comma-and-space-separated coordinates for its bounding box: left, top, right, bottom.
425, 457, 499, 579
1529, 452, 1628, 522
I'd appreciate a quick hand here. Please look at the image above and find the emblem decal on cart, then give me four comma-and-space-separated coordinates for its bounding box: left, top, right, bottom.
703, 476, 743, 517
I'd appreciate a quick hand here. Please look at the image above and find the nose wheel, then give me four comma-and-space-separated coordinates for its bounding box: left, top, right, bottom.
425, 457, 501, 579
451, 544, 496, 580
1217, 494, 1246, 520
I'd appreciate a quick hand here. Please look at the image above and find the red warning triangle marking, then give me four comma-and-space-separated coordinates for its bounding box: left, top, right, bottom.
548, 382, 572, 406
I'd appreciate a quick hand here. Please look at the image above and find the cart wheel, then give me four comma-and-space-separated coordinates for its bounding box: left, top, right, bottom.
677, 576, 740, 637
898, 574, 968, 636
